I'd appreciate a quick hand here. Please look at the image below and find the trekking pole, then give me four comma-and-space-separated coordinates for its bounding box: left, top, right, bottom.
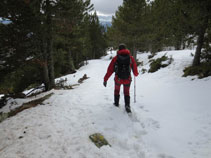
134, 75, 136, 103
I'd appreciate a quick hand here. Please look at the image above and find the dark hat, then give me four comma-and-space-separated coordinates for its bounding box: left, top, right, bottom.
119, 43, 126, 50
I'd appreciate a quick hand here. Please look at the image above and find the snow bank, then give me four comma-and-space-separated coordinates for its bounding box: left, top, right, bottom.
136, 50, 211, 158
0, 94, 4, 99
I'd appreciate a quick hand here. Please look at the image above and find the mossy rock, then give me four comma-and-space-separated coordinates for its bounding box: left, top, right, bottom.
89, 133, 111, 148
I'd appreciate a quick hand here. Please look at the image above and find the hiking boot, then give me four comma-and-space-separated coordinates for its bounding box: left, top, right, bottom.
124, 95, 131, 113
114, 95, 120, 107
125, 106, 131, 113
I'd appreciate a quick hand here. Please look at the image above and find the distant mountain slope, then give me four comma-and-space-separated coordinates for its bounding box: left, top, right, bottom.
98, 14, 112, 30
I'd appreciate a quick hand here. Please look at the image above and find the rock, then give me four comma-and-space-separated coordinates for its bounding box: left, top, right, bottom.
78, 74, 89, 84
89, 133, 111, 148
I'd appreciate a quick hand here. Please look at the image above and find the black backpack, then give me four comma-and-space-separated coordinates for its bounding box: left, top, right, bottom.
115, 54, 131, 79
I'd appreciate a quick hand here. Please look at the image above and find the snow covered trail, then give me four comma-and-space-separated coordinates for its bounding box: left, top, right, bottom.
0, 52, 148, 158
0, 50, 211, 158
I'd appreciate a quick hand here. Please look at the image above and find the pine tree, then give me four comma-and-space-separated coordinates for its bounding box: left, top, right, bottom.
0, 0, 42, 93
87, 12, 107, 59
182, 0, 211, 66
107, 0, 147, 59
0, 0, 108, 94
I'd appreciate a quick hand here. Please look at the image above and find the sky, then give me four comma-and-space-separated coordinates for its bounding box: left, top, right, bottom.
90, 0, 153, 23
90, 0, 123, 16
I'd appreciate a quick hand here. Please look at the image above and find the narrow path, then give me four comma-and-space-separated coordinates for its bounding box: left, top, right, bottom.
0, 57, 149, 158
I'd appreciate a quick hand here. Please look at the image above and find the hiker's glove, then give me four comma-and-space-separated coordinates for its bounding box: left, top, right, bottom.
103, 81, 107, 87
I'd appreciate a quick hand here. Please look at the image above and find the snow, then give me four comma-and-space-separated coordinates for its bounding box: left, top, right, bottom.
0, 50, 211, 158
0, 94, 4, 99
0, 17, 11, 24
0, 90, 54, 114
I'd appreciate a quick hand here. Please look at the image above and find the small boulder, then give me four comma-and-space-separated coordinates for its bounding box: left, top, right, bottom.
89, 133, 111, 148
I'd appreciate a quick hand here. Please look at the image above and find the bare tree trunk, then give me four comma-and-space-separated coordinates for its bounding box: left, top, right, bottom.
192, 17, 208, 66
132, 41, 137, 60
47, 39, 55, 88
41, 39, 50, 91
92, 48, 96, 59
68, 50, 75, 73
133, 48, 137, 60
193, 30, 205, 66
46, 0, 55, 89
175, 40, 181, 50
43, 61, 50, 91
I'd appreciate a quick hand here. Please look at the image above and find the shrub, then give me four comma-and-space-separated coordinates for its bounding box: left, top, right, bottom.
141, 68, 147, 74
183, 62, 211, 79
0, 64, 41, 94
136, 60, 143, 66
148, 55, 169, 73
148, 54, 155, 59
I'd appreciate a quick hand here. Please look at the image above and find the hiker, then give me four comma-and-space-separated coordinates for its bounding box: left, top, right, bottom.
103, 44, 139, 113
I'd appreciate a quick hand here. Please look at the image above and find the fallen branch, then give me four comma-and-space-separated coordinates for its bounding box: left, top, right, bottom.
0, 93, 54, 123
25, 85, 45, 97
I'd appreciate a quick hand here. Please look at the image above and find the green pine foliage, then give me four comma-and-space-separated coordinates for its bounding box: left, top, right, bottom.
107, 0, 211, 78
107, 0, 147, 58
148, 55, 170, 73
0, 0, 108, 94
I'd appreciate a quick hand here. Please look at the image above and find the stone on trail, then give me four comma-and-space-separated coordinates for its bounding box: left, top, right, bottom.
89, 133, 111, 148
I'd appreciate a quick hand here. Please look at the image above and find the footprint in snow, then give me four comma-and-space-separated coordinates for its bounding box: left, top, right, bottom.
139, 118, 160, 130
158, 153, 175, 158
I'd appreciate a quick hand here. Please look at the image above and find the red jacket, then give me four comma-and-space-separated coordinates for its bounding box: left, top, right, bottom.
104, 49, 139, 84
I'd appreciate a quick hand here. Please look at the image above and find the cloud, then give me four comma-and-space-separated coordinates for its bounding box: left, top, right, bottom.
90, 11, 112, 22
91, 0, 123, 15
